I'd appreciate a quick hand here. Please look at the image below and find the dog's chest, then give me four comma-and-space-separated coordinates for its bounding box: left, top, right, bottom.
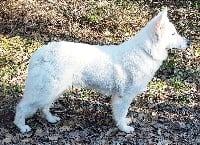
121, 50, 162, 92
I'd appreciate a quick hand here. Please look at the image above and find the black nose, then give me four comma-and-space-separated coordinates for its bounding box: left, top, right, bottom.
187, 40, 191, 46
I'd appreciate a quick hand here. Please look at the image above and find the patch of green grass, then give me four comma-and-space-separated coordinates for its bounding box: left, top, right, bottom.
163, 58, 180, 70
170, 76, 190, 93
174, 94, 191, 105
148, 75, 192, 105
194, 1, 200, 9
1, 83, 23, 95
197, 47, 200, 55
0, 36, 43, 96
85, 14, 100, 23
162, 50, 183, 70
149, 79, 167, 99
171, 76, 183, 91
169, 75, 192, 104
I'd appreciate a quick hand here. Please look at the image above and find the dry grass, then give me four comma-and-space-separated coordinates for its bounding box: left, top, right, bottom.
0, 0, 199, 144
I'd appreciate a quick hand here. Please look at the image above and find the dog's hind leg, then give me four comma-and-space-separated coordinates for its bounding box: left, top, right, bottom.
111, 95, 134, 133
14, 100, 38, 133
41, 103, 60, 123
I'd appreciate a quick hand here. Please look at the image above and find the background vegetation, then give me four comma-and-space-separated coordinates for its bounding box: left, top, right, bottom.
0, 0, 199, 144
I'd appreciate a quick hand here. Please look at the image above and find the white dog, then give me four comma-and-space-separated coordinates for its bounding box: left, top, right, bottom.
14, 7, 190, 133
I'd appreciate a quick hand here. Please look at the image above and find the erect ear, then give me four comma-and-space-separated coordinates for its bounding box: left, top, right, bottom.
153, 7, 169, 40
159, 7, 168, 17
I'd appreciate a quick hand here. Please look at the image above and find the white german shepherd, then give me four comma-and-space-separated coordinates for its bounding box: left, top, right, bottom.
14, 7, 190, 133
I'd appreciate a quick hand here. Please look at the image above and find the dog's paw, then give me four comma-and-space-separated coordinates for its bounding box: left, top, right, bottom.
124, 118, 132, 125
117, 118, 134, 133
20, 125, 31, 133
118, 124, 135, 134
47, 115, 61, 123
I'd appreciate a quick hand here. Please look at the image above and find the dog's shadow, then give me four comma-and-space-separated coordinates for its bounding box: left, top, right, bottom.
51, 91, 113, 129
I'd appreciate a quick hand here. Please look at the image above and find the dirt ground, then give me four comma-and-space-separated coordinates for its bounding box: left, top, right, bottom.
0, 0, 199, 144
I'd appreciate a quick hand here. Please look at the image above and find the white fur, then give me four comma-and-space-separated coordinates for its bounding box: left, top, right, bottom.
14, 7, 190, 133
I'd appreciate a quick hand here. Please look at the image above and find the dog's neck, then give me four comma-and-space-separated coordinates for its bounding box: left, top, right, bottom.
128, 30, 168, 61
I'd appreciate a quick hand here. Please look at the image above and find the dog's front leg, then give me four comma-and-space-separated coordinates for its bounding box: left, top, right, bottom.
111, 95, 134, 133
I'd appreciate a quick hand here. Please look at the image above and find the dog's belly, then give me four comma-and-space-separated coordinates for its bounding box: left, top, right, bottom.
78, 63, 116, 95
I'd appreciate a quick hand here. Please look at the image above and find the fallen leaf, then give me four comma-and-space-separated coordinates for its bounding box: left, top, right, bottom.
48, 135, 59, 141
106, 128, 118, 136
34, 128, 44, 137
2, 134, 12, 144
59, 125, 71, 132
157, 139, 172, 145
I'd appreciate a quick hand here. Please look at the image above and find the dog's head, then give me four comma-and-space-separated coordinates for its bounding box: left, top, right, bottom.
144, 7, 191, 60
153, 7, 190, 49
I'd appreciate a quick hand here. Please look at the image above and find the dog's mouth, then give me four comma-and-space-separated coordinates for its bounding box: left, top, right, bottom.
165, 47, 171, 50
166, 39, 191, 50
